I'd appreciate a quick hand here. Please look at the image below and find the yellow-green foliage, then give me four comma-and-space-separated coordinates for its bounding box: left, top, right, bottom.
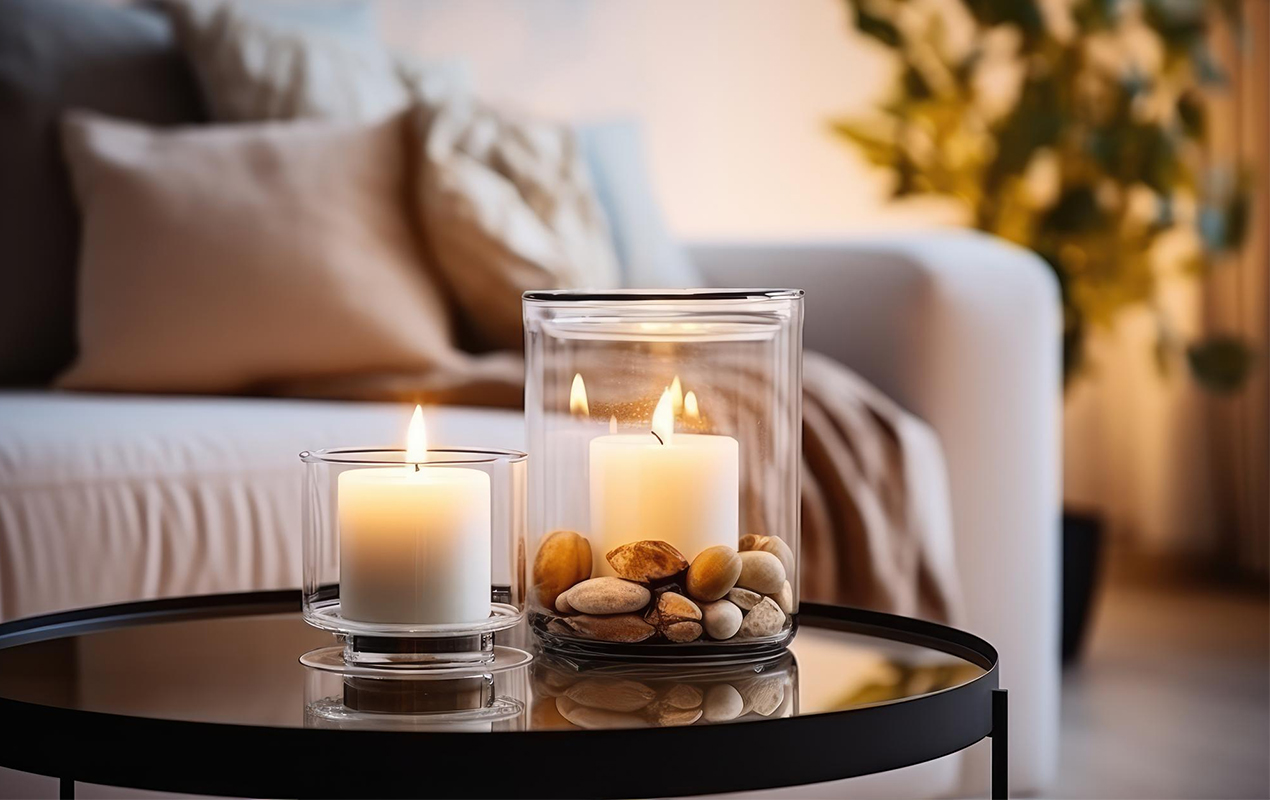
835, 0, 1252, 390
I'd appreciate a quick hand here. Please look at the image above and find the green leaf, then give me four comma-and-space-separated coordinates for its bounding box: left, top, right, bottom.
1041, 186, 1104, 234
853, 5, 902, 48
985, 74, 1062, 190
1187, 336, 1256, 393
964, 0, 1046, 45
1224, 191, 1250, 250
903, 66, 933, 100
829, 119, 899, 167
1176, 91, 1206, 139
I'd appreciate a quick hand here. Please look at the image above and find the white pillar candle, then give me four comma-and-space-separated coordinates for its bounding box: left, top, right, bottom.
339, 407, 491, 625
589, 388, 739, 576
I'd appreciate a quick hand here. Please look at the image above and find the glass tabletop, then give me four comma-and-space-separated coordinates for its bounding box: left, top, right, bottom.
0, 606, 985, 732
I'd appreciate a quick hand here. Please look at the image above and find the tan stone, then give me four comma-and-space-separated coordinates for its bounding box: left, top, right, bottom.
564, 577, 651, 614
606, 540, 688, 582
738, 596, 786, 638
533, 530, 592, 609
736, 550, 786, 594
563, 613, 655, 643
685, 545, 742, 602
726, 587, 763, 611
702, 599, 744, 640
738, 533, 796, 579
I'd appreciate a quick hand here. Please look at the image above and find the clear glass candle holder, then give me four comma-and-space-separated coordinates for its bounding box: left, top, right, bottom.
523, 289, 803, 660
299, 446, 527, 668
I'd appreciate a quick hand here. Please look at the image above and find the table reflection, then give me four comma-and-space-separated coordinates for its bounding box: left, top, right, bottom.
531, 653, 796, 729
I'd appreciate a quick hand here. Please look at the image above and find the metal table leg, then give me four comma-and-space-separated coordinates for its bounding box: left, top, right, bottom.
991, 689, 1008, 799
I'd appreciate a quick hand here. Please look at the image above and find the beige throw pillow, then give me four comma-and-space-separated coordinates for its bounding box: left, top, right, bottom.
164, 0, 412, 123
59, 109, 459, 394
416, 99, 621, 351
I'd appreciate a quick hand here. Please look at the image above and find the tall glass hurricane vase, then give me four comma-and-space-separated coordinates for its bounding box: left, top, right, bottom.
524, 289, 803, 660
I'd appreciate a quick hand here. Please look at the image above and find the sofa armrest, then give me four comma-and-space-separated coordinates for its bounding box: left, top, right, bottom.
688, 231, 1061, 794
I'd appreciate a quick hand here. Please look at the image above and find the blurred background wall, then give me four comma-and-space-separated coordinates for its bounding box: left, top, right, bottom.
375, 0, 1264, 574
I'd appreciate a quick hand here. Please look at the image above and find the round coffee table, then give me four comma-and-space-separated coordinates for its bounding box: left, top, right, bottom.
0, 592, 1007, 798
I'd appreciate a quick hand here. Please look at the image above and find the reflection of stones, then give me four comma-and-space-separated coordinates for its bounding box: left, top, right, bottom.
556, 696, 651, 729
702, 684, 744, 722
564, 678, 656, 712
343, 675, 491, 714
737, 674, 784, 717
531, 653, 797, 729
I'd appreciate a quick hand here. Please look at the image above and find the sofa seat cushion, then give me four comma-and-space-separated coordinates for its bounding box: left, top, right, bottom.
0, 391, 523, 621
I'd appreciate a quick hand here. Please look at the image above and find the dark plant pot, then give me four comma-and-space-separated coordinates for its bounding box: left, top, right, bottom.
1062, 510, 1105, 663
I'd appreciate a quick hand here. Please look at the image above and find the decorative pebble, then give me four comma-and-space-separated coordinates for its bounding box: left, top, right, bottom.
533, 530, 592, 609
739, 533, 796, 580
726, 587, 762, 611
645, 591, 703, 643
606, 540, 688, 583
736, 550, 786, 594
564, 613, 655, 643
772, 580, 795, 614
701, 599, 743, 640
685, 545, 742, 601
738, 596, 786, 638
564, 577, 650, 615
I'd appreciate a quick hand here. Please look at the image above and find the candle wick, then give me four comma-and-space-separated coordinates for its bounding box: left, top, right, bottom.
414, 462, 421, 472
651, 431, 664, 446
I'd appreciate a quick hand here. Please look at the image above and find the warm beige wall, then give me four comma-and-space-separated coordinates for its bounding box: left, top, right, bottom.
376, 0, 959, 239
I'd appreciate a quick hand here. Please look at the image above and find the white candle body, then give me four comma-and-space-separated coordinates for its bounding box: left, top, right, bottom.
339, 466, 491, 625
589, 433, 739, 576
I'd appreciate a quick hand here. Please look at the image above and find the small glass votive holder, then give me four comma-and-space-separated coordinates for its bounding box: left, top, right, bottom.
299, 446, 527, 668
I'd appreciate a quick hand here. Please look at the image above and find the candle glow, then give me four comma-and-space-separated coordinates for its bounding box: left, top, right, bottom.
570, 373, 589, 418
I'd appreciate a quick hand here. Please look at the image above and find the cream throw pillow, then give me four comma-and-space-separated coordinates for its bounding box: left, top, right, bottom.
59, 109, 459, 394
416, 99, 621, 351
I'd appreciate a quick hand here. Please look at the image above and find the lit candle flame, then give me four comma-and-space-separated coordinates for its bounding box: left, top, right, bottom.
609, 415, 618, 434
670, 375, 684, 416
651, 387, 674, 445
684, 390, 699, 422
406, 404, 427, 464
569, 373, 589, 418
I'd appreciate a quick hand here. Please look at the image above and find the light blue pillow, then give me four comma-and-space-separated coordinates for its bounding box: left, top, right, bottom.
577, 121, 701, 289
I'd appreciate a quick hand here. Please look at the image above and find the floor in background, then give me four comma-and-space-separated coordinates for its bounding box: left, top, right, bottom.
1053, 566, 1269, 799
